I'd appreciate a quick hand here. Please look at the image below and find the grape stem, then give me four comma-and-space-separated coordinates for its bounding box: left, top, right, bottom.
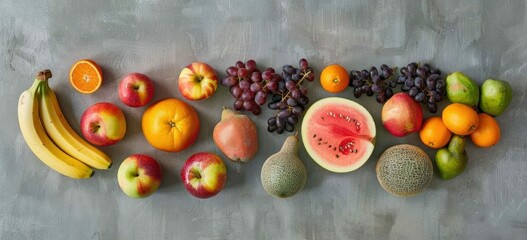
281, 70, 312, 101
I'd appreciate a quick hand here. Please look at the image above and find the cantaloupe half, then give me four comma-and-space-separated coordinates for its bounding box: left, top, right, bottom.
301, 97, 376, 173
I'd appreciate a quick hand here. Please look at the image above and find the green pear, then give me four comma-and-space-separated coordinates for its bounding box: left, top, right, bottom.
446, 72, 480, 107
480, 79, 512, 116
435, 135, 468, 180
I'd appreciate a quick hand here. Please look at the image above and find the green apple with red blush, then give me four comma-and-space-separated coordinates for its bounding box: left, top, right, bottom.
181, 152, 227, 199
178, 62, 218, 100
118, 73, 154, 107
80, 102, 126, 146
117, 154, 162, 198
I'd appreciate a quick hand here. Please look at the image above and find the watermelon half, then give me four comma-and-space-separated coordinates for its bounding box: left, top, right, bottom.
301, 97, 376, 173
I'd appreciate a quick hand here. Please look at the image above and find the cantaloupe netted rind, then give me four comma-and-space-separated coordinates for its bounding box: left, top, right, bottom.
376, 144, 433, 197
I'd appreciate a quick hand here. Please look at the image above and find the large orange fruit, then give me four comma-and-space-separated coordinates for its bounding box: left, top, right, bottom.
142, 98, 200, 152
320, 64, 349, 93
470, 113, 501, 147
419, 116, 452, 149
442, 103, 479, 136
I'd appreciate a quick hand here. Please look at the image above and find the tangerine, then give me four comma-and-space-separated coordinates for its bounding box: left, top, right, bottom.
142, 98, 200, 152
419, 116, 452, 149
470, 113, 501, 147
442, 103, 480, 136
69, 59, 103, 94
320, 64, 349, 93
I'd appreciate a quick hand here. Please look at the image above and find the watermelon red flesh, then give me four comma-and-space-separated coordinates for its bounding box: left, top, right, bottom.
302, 97, 376, 173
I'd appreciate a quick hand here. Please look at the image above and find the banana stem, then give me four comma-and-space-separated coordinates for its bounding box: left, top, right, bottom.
37, 69, 52, 81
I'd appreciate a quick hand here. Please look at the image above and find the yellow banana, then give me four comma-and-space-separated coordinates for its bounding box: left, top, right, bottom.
17, 70, 94, 179
39, 72, 112, 169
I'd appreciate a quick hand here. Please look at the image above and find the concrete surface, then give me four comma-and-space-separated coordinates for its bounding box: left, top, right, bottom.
1, 0, 527, 239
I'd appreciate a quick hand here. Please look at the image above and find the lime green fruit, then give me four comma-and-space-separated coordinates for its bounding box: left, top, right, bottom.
435, 135, 468, 180
446, 72, 480, 107
480, 79, 512, 116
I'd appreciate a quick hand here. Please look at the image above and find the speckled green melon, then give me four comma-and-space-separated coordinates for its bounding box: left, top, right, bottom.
261, 135, 307, 198
376, 144, 433, 197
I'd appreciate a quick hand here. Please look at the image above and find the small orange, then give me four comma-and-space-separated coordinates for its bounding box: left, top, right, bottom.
69, 59, 103, 94
419, 116, 452, 149
142, 98, 200, 152
442, 103, 480, 136
470, 113, 501, 147
320, 64, 349, 93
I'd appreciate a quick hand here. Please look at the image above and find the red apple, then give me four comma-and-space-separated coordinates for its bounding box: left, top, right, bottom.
178, 62, 218, 100
381, 93, 423, 137
80, 102, 126, 146
118, 73, 154, 107
117, 154, 162, 198
181, 152, 227, 199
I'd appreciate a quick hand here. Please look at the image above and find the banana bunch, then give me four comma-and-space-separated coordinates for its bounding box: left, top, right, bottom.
17, 70, 112, 179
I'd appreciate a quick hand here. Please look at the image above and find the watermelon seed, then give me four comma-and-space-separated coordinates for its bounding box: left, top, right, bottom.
336, 154, 340, 158
328, 145, 332, 148
312, 134, 317, 138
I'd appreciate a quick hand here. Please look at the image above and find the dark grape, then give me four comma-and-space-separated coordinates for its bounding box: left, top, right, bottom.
286, 98, 297, 107
246, 59, 257, 72
267, 101, 278, 110
354, 87, 362, 98
230, 86, 243, 98
234, 99, 243, 111
298, 95, 309, 106
251, 71, 262, 83
369, 66, 378, 77
428, 102, 438, 113
285, 122, 294, 132
237, 68, 249, 78
266, 81, 278, 92
299, 58, 309, 69
250, 82, 262, 92
268, 124, 277, 132
385, 88, 393, 98
276, 117, 285, 129
404, 79, 415, 88
239, 80, 251, 90
267, 117, 277, 126
408, 87, 419, 97
235, 61, 245, 69
290, 88, 301, 99
226, 66, 238, 76
292, 106, 303, 116
416, 67, 426, 78
255, 91, 267, 105
414, 77, 424, 89
251, 105, 261, 115
287, 115, 298, 125
376, 94, 386, 103
372, 84, 383, 93
415, 92, 426, 102
243, 100, 254, 111
241, 91, 255, 101
397, 76, 407, 84
221, 76, 237, 87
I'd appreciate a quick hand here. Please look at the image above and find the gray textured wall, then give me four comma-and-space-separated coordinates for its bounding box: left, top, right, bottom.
1, 0, 527, 239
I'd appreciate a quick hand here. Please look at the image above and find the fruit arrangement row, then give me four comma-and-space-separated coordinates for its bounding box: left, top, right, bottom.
17, 58, 512, 199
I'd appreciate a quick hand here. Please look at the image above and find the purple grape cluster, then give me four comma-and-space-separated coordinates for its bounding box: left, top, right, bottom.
266, 59, 315, 134
221, 59, 275, 115
395, 62, 445, 113
349, 64, 397, 103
